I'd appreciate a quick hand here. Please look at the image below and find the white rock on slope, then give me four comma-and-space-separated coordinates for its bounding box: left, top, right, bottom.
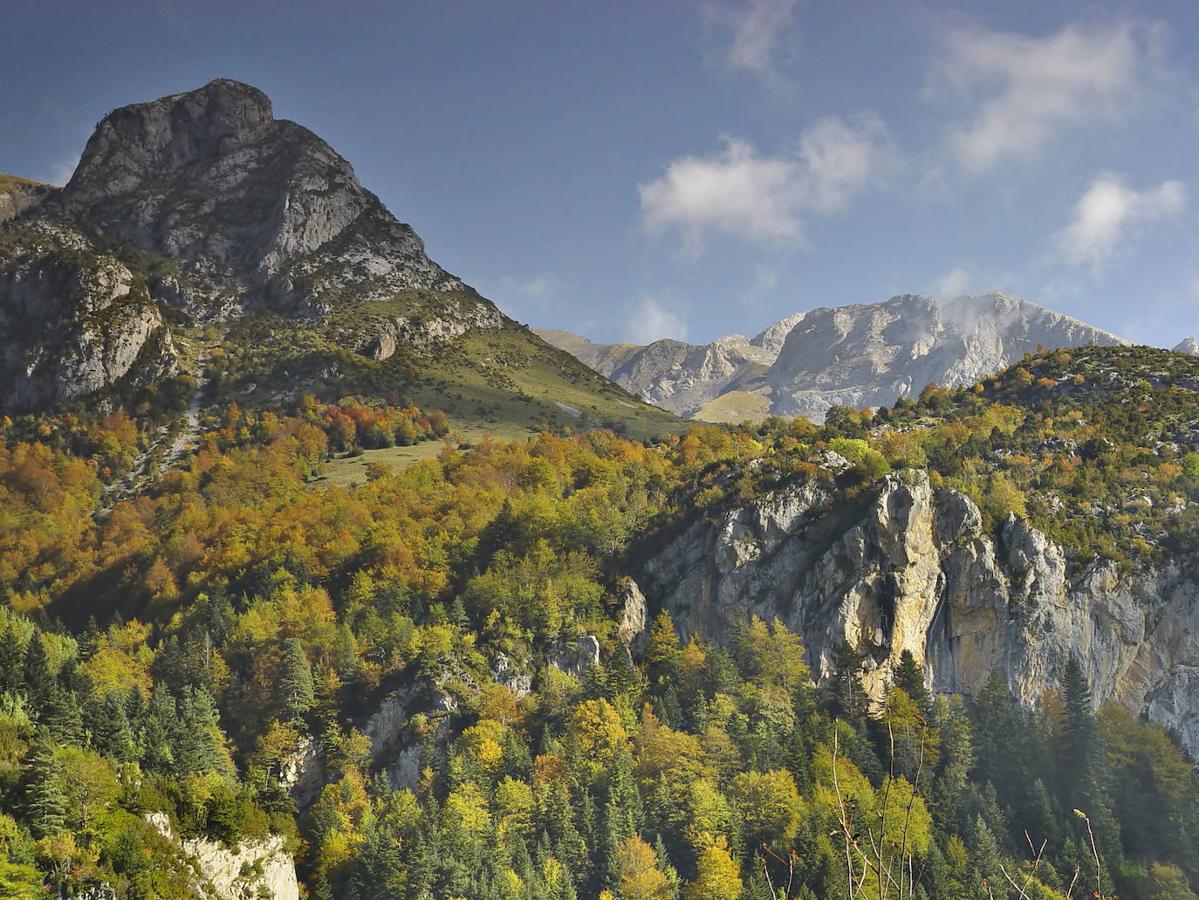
145, 812, 299, 900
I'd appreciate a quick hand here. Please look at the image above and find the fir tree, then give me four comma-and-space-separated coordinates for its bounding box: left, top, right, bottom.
278, 637, 315, 724
20, 731, 66, 838
893, 649, 931, 713
0, 624, 24, 693
22, 633, 53, 715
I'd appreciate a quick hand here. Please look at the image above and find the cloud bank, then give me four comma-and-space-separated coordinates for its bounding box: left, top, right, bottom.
934, 22, 1155, 172
639, 114, 893, 255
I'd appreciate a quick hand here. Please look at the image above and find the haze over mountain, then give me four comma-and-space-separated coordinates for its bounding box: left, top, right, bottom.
539, 292, 1127, 422
0, 79, 674, 435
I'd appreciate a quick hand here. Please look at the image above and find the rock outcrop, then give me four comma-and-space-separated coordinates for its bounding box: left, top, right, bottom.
1176, 337, 1199, 357
146, 812, 299, 900
541, 294, 1126, 422
636, 469, 1199, 758
0, 174, 54, 224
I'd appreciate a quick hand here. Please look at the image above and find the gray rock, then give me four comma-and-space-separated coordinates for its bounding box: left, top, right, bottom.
145, 812, 299, 900
548, 634, 601, 676
638, 468, 1199, 759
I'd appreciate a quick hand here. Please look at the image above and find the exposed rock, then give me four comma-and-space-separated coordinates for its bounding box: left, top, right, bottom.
366, 679, 457, 790
492, 651, 533, 698
145, 812, 299, 900
353, 304, 504, 360
56, 79, 463, 310
1176, 337, 1199, 357
278, 735, 324, 809
0, 225, 179, 410
0, 174, 55, 224
548, 634, 601, 676
541, 293, 1126, 422
615, 578, 649, 649
638, 469, 1199, 758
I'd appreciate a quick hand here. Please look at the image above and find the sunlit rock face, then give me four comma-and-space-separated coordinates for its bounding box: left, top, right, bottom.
636, 469, 1199, 759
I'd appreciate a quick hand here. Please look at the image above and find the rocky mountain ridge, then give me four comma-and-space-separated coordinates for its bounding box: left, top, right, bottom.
1177, 337, 1199, 356
539, 293, 1127, 422
0, 79, 672, 436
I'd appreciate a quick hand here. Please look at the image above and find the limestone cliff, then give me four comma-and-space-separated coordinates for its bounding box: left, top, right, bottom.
635, 469, 1199, 759
146, 812, 299, 900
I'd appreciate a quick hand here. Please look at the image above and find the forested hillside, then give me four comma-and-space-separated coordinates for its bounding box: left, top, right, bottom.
0, 345, 1197, 897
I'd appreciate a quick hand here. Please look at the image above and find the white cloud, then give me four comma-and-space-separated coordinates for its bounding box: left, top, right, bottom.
933, 22, 1157, 172
712, 0, 800, 75
626, 295, 689, 344
1057, 174, 1185, 268
639, 114, 893, 255
932, 266, 971, 300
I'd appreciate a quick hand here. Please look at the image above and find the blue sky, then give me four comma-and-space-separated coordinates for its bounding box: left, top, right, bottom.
2, 1, 1198, 347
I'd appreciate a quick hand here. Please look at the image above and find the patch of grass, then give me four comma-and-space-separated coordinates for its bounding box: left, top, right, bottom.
312, 423, 534, 486
693, 390, 772, 424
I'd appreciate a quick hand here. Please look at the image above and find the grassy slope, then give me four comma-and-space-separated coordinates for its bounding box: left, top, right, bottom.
212, 303, 682, 441
692, 389, 772, 424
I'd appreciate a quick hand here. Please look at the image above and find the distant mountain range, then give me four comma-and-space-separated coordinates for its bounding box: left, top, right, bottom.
538, 293, 1133, 422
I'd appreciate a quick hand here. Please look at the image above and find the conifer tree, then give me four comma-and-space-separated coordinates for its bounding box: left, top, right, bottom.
20, 731, 66, 838
893, 649, 931, 713
0, 624, 24, 693
22, 633, 53, 715
278, 637, 315, 724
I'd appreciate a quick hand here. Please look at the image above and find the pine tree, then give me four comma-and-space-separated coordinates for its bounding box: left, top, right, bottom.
0, 624, 24, 693
93, 690, 137, 762
141, 685, 176, 772
175, 685, 233, 776
22, 633, 53, 715
968, 814, 1004, 898
21, 731, 66, 838
893, 649, 930, 713
278, 638, 315, 724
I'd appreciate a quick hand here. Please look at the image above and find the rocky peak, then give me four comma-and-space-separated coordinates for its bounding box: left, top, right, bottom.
65, 79, 275, 204
50, 78, 462, 309
1176, 337, 1199, 356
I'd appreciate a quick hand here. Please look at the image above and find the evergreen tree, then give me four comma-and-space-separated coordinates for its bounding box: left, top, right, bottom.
93, 690, 137, 762
893, 649, 931, 714
20, 731, 67, 838
22, 633, 53, 715
278, 637, 315, 724
0, 624, 24, 693
175, 685, 232, 776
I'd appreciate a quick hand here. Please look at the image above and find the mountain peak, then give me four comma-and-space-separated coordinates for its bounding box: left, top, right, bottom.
67, 79, 275, 201
1176, 337, 1199, 356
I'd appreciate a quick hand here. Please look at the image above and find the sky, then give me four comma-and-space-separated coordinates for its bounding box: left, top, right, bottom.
2, 0, 1198, 348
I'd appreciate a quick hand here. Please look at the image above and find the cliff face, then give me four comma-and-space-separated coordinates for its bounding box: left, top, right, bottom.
636, 469, 1199, 758
146, 812, 299, 900
540, 294, 1126, 422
